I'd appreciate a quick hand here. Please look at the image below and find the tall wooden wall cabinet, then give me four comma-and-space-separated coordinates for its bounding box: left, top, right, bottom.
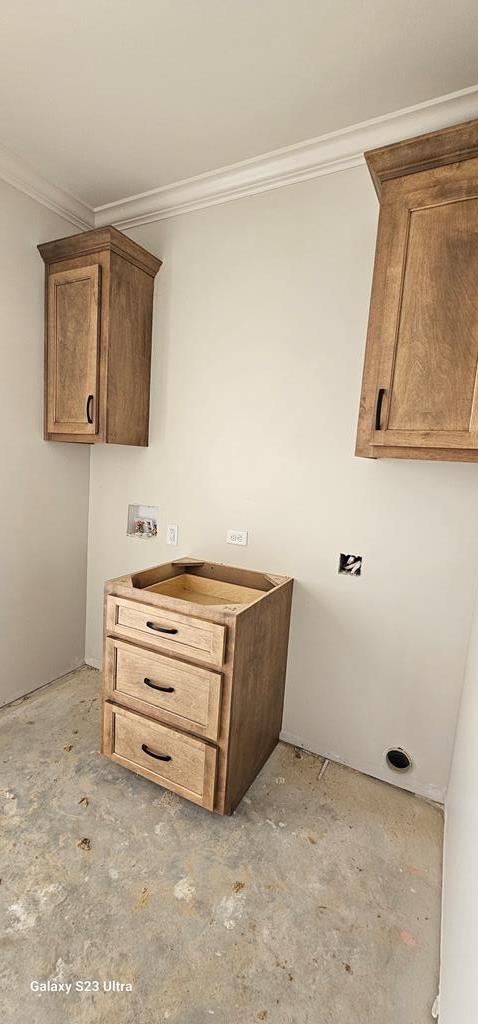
356, 118, 478, 462
38, 226, 162, 445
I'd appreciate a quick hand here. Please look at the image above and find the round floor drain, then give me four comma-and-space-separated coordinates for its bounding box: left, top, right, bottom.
386, 748, 412, 772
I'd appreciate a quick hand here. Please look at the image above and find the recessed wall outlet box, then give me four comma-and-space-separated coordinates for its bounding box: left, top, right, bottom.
167, 524, 178, 546
339, 553, 362, 576
226, 529, 248, 546
127, 504, 159, 539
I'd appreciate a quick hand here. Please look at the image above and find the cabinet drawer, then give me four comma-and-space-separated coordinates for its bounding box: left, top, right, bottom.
104, 638, 222, 741
106, 703, 217, 810
106, 596, 225, 667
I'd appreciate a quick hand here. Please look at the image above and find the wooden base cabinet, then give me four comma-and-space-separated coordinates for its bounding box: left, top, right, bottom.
101, 559, 294, 814
356, 118, 478, 462
38, 226, 161, 446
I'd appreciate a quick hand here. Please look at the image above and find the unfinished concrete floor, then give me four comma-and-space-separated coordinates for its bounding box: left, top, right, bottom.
1, 666, 442, 1024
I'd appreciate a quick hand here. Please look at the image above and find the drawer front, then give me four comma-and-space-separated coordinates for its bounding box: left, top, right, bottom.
105, 638, 222, 741
106, 596, 225, 667
107, 704, 217, 810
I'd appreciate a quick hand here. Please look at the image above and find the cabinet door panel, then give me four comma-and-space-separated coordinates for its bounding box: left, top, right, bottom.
372, 194, 478, 449
47, 265, 100, 435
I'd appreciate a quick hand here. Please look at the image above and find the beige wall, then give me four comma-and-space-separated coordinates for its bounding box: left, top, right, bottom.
85, 167, 478, 800
439, 582, 478, 1022
0, 179, 90, 705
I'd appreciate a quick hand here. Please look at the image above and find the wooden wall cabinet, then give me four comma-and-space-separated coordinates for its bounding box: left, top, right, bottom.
101, 558, 294, 814
356, 118, 478, 462
38, 226, 161, 445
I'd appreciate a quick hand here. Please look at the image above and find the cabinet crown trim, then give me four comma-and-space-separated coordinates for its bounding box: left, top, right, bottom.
37, 225, 162, 278
365, 117, 478, 197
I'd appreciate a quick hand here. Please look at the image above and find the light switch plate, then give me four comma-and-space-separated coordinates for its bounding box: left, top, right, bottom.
226, 528, 248, 546
167, 524, 178, 546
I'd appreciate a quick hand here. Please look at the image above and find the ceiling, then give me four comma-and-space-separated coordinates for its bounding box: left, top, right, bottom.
1, 0, 477, 208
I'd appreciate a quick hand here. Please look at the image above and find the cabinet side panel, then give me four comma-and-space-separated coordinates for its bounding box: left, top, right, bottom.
107, 252, 155, 446
224, 582, 293, 812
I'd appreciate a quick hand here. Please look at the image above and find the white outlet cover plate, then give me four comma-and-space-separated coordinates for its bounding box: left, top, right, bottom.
226, 528, 248, 546
167, 524, 178, 545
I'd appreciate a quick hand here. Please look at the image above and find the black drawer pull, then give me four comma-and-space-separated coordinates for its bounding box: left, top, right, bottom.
144, 677, 175, 694
146, 621, 178, 635
375, 387, 386, 430
86, 394, 94, 424
141, 743, 172, 762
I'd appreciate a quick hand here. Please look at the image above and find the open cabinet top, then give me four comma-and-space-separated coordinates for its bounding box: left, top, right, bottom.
106, 558, 292, 615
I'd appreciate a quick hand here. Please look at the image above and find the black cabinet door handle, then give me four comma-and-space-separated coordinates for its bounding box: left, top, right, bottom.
375, 387, 386, 430
146, 622, 178, 635
144, 677, 175, 693
141, 743, 172, 762
86, 394, 94, 424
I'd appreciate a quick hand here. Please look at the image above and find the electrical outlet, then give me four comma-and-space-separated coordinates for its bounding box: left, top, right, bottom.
226, 528, 248, 546
167, 524, 178, 546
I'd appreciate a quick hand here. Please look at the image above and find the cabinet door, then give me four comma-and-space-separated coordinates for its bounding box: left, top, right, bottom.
47, 265, 100, 435
370, 188, 478, 450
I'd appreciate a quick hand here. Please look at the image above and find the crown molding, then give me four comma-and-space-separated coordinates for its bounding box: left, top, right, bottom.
0, 142, 94, 230
2, 85, 478, 232
95, 84, 478, 229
